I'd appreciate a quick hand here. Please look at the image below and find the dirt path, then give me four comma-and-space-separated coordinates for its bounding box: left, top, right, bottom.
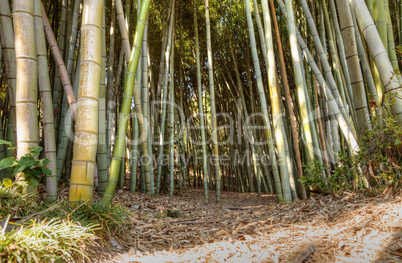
105, 188, 402, 262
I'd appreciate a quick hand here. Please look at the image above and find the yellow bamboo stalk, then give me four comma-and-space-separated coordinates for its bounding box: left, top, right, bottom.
69, 0, 103, 202
13, 0, 38, 194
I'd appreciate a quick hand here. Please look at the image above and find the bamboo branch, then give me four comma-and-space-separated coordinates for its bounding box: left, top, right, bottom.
40, 1, 77, 121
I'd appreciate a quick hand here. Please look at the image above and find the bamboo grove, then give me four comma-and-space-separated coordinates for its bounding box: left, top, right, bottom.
0, 0, 401, 205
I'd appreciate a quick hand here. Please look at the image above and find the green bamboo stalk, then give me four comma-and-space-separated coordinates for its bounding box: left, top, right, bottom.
269, 0, 307, 199
384, 0, 400, 82
205, 0, 221, 202
0, 0, 17, 143
373, 0, 388, 52
52, 0, 67, 122
193, 0, 208, 199
261, 0, 295, 201
107, 0, 116, 167
156, 0, 175, 195
41, 3, 77, 120
245, 0, 290, 202
132, 0, 142, 192
169, 28, 175, 198
142, 16, 155, 195
352, 12, 378, 104
328, 0, 354, 108
130, 111, 139, 192
57, 0, 81, 153
102, 0, 152, 205
97, 2, 107, 196
277, 0, 359, 154
337, 0, 372, 135
4, 112, 15, 179
319, 0, 349, 113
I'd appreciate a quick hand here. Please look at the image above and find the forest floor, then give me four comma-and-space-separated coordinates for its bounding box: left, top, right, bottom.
96, 188, 402, 263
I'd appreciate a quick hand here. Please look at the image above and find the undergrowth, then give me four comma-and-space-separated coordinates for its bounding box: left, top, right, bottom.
0, 219, 97, 262
40, 200, 132, 242
0, 186, 47, 219
300, 101, 402, 194
1, 183, 132, 262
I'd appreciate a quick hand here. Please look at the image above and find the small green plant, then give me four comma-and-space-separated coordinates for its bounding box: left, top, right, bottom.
299, 160, 331, 193
0, 140, 51, 190
0, 219, 98, 262
41, 201, 132, 240
166, 209, 181, 218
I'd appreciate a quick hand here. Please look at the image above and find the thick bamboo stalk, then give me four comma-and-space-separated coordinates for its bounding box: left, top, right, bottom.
337, 0, 371, 135
350, 0, 402, 123
14, 0, 39, 195
69, 0, 103, 202
34, 0, 57, 199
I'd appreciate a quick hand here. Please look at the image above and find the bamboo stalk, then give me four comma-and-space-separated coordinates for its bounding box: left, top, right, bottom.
102, 0, 152, 205
69, 0, 103, 202
34, 0, 57, 199
41, 2, 77, 120
14, 0, 39, 195
0, 0, 17, 143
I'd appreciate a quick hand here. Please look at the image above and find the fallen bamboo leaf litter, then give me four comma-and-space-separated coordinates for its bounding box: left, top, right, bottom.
87, 188, 402, 262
